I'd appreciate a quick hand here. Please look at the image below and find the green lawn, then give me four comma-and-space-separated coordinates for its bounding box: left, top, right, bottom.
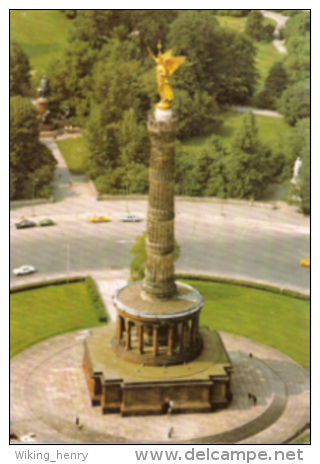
10, 10, 70, 84
216, 16, 247, 33
255, 42, 284, 85
57, 137, 88, 175
10, 282, 105, 358
182, 280, 310, 369
184, 110, 293, 153
11, 280, 310, 371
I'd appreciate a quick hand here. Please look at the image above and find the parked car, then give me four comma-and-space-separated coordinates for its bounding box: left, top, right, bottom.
120, 214, 141, 222
15, 219, 36, 229
89, 215, 110, 223
20, 433, 37, 443
299, 258, 310, 267
39, 218, 55, 227
12, 265, 36, 276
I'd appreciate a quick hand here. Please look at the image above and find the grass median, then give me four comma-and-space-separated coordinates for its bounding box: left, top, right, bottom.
10, 279, 310, 369
181, 279, 310, 369
10, 281, 105, 358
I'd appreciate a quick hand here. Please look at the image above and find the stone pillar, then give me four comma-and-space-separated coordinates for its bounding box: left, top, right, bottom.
138, 326, 144, 354
153, 327, 159, 356
168, 326, 174, 356
191, 314, 199, 346
125, 320, 132, 350
116, 315, 123, 343
141, 115, 177, 301
181, 321, 189, 352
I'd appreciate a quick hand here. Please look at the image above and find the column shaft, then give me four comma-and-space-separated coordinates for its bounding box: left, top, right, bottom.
168, 327, 174, 356
142, 117, 177, 301
125, 321, 132, 351
181, 321, 189, 352
138, 326, 144, 354
153, 327, 159, 357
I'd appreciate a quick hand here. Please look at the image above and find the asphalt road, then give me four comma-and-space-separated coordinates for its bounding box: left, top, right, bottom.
10, 204, 310, 292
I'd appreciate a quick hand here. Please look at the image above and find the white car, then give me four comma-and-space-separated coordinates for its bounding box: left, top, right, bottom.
120, 214, 141, 222
12, 265, 36, 276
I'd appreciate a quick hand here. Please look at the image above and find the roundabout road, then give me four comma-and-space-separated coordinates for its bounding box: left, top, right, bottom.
10, 199, 310, 293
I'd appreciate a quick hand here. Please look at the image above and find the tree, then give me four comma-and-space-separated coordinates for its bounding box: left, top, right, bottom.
10, 41, 30, 97
299, 147, 310, 215
245, 11, 275, 42
278, 80, 310, 126
129, 232, 181, 282
10, 96, 56, 200
173, 89, 220, 138
256, 62, 288, 109
265, 62, 288, 98
284, 12, 310, 84
225, 112, 272, 199
168, 10, 258, 109
245, 11, 264, 40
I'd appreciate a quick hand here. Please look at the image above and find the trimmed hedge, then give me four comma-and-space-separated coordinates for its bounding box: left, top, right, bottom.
175, 273, 310, 301
85, 276, 108, 322
10, 275, 108, 322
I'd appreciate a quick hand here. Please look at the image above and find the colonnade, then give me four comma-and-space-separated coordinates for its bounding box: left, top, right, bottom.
115, 313, 200, 357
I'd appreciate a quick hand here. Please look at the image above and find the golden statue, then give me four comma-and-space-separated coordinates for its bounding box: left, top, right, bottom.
148, 42, 186, 110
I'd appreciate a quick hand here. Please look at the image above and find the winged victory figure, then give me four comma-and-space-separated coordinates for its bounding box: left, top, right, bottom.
148, 42, 186, 110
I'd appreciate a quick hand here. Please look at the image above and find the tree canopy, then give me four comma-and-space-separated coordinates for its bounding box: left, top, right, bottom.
10, 96, 56, 200
10, 41, 31, 97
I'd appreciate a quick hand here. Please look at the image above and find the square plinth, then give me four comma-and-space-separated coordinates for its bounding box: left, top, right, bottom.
84, 324, 232, 416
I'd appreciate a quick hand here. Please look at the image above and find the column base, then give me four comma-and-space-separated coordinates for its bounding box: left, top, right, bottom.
141, 280, 177, 302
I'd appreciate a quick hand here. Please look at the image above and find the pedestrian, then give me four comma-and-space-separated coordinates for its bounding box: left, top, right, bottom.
168, 427, 174, 438
252, 394, 257, 405
75, 417, 80, 426
248, 393, 252, 401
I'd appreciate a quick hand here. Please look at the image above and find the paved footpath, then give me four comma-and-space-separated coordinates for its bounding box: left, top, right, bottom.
10, 330, 309, 444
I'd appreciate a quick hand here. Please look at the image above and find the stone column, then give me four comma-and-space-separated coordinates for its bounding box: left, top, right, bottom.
191, 314, 199, 346
181, 321, 189, 352
168, 327, 174, 356
125, 320, 132, 350
116, 315, 123, 343
153, 327, 159, 356
138, 326, 144, 354
141, 115, 177, 301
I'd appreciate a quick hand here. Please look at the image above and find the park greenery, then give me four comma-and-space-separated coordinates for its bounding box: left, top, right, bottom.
10, 279, 310, 369
10, 95, 57, 200
10, 281, 105, 358
10, 10, 310, 212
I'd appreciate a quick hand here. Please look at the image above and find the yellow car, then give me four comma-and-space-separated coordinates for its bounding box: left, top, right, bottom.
299, 258, 310, 267
89, 215, 110, 223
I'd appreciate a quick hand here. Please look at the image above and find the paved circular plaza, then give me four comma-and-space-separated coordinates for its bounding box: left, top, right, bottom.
10, 329, 309, 444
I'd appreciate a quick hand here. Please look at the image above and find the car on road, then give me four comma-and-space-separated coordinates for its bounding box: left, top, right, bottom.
15, 219, 36, 229
12, 265, 36, 276
120, 214, 141, 222
299, 258, 310, 267
39, 218, 55, 227
89, 215, 110, 223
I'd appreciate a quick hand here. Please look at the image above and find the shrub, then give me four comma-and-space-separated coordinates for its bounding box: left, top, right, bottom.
85, 276, 108, 322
